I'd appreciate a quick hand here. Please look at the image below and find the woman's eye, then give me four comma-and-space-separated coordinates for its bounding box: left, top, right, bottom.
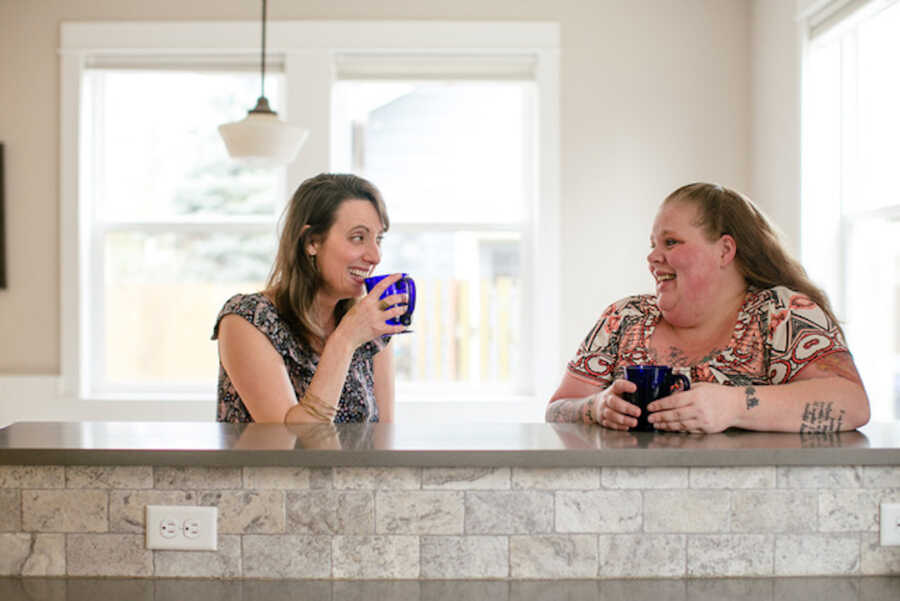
665, 239, 678, 247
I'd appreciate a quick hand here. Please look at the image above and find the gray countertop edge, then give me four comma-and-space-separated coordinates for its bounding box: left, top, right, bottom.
2, 447, 900, 467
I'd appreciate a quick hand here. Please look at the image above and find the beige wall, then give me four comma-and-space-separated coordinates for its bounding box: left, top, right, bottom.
0, 0, 797, 402
751, 0, 802, 256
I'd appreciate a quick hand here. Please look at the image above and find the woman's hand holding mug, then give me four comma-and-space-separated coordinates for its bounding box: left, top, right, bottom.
588, 379, 639, 430
337, 273, 409, 348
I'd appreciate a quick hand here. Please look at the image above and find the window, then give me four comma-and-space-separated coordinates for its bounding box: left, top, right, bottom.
332, 77, 535, 399
60, 22, 560, 418
81, 67, 283, 398
802, 0, 900, 420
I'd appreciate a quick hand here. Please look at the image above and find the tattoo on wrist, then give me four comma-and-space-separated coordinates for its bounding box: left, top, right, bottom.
546, 399, 589, 423
744, 386, 760, 410
800, 401, 845, 433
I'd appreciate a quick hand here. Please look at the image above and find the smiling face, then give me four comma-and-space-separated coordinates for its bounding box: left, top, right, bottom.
647, 200, 735, 323
309, 198, 385, 304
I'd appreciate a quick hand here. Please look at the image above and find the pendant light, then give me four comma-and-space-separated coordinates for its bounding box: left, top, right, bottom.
218, 0, 308, 166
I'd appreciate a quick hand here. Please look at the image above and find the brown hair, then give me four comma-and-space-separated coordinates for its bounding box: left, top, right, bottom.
265, 173, 389, 348
664, 182, 843, 335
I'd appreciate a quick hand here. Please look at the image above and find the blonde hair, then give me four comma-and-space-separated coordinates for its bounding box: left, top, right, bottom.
664, 182, 843, 336
266, 173, 389, 348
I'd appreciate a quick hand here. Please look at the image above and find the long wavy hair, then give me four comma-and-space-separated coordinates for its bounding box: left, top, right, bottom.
265, 173, 389, 349
664, 182, 843, 336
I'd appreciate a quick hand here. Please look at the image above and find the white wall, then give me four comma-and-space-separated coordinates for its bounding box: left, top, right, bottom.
750, 0, 803, 254
0, 0, 806, 426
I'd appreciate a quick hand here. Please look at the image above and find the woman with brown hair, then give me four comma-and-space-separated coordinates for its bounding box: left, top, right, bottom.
213, 173, 409, 423
547, 183, 870, 433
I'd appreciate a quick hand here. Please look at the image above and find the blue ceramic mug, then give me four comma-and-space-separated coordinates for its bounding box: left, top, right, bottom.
364, 273, 416, 327
623, 365, 691, 431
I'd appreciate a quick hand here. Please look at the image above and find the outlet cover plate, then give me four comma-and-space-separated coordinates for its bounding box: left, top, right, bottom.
881, 503, 900, 546
146, 505, 217, 551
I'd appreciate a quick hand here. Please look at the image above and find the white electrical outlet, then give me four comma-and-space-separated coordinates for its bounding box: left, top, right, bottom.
881, 503, 900, 546
146, 505, 217, 551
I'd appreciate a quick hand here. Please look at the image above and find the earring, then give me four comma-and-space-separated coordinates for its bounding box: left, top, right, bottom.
310, 253, 317, 271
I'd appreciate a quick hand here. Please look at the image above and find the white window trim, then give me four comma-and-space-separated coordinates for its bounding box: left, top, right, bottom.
59, 21, 561, 422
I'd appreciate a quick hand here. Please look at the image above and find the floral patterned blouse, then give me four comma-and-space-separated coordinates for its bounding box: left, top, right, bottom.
567, 286, 849, 388
212, 293, 385, 423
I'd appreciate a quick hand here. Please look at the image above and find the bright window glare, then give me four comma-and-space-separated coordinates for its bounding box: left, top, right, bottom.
333, 80, 535, 394
87, 70, 283, 219
804, 0, 900, 420
333, 81, 530, 224
84, 69, 283, 393
104, 231, 273, 384
856, 1, 900, 213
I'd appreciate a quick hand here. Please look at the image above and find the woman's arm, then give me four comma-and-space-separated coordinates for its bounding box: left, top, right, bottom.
218, 312, 370, 423
217, 314, 299, 422
286, 276, 408, 422
372, 339, 396, 423
546, 372, 597, 423
546, 371, 638, 428
648, 351, 870, 433
735, 351, 869, 432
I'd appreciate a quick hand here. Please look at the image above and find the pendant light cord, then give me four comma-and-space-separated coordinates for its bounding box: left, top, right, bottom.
260, 0, 267, 100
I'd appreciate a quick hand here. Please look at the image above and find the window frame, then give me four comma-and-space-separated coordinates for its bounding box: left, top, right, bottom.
60, 20, 561, 420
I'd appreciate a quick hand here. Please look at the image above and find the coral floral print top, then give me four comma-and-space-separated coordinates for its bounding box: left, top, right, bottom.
567, 286, 850, 388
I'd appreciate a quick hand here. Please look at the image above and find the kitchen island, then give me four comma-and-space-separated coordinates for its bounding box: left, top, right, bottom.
1, 421, 899, 580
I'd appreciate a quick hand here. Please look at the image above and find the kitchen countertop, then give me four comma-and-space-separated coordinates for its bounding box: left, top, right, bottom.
2, 577, 899, 601
1, 421, 899, 467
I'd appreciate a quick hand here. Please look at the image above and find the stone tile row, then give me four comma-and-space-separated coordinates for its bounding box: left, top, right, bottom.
2, 532, 898, 579
6, 487, 900, 536
3, 465, 900, 491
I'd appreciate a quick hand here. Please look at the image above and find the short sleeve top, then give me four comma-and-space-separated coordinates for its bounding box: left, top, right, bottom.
211, 293, 385, 423
566, 286, 849, 388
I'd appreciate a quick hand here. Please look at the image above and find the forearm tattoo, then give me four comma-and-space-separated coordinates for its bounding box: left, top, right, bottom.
546, 398, 592, 423
744, 386, 760, 410
800, 431, 842, 448
800, 401, 845, 432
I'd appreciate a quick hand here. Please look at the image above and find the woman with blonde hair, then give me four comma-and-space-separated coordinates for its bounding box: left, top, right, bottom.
547, 183, 870, 433
213, 173, 409, 423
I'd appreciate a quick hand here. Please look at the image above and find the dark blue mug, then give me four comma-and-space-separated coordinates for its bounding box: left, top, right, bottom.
364, 273, 416, 327
623, 365, 691, 431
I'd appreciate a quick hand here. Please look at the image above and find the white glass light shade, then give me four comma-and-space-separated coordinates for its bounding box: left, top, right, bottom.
218, 111, 309, 166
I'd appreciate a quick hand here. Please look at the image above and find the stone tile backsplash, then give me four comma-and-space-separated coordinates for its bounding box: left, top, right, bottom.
0, 464, 898, 579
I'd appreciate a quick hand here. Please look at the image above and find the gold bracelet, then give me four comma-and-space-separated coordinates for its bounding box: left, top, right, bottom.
298, 390, 337, 422
301, 402, 331, 422
304, 391, 337, 419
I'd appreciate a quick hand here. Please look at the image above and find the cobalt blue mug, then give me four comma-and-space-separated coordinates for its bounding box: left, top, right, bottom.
364, 273, 416, 327
623, 365, 691, 431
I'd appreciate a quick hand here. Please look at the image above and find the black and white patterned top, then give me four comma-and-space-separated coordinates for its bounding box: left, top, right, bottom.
211, 293, 384, 423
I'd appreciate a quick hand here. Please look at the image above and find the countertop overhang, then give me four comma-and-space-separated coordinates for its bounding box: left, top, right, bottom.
1, 421, 899, 467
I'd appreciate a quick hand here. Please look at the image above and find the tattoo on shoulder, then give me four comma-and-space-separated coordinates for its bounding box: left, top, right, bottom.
744, 386, 759, 410
809, 352, 863, 385
800, 401, 845, 433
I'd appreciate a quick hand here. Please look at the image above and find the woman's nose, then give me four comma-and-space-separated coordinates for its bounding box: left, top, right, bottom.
647, 247, 661, 264
364, 240, 381, 264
